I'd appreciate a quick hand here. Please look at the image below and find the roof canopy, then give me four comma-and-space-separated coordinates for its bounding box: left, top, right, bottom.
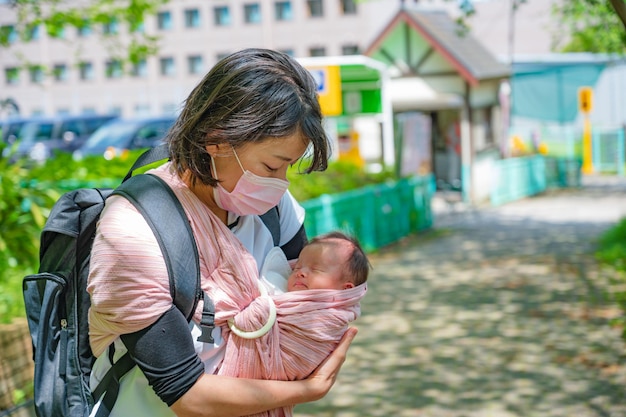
365, 8, 510, 85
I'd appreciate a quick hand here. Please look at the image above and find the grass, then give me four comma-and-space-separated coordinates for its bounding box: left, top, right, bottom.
595, 216, 626, 339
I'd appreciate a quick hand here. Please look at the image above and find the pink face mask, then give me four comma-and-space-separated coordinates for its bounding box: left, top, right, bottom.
211, 147, 289, 216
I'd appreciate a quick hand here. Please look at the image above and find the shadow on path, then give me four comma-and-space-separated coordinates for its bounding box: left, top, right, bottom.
296, 175, 626, 417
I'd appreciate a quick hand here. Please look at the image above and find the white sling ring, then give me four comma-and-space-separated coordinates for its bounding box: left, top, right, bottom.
227, 284, 277, 339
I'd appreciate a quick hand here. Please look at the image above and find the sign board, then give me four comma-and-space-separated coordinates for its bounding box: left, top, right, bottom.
578, 86, 593, 114
308, 66, 342, 116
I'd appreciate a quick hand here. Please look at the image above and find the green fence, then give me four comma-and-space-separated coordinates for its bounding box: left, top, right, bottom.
31, 175, 436, 255
302, 175, 436, 252
593, 127, 625, 176
490, 156, 581, 206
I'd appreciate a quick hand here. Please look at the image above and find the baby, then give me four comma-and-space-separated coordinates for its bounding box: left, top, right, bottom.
261, 231, 370, 294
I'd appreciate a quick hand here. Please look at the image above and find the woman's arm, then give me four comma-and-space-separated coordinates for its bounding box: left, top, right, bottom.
170, 327, 358, 417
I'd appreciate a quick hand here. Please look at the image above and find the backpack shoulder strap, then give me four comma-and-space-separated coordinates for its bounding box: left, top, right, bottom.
122, 144, 170, 182
259, 206, 308, 260
259, 206, 280, 247
93, 172, 213, 417
112, 173, 200, 320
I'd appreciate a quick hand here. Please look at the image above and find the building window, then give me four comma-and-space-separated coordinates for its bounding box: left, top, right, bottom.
79, 62, 94, 80
160, 57, 175, 76
214, 6, 231, 26
29, 65, 44, 84
340, 0, 357, 15
47, 24, 66, 39
185, 9, 200, 28
103, 18, 119, 35
77, 20, 92, 37
131, 59, 148, 77
109, 106, 123, 115
188, 55, 203, 75
105, 59, 123, 79
1, 25, 18, 44
307, 0, 323, 17
26, 24, 40, 41
53, 64, 68, 82
135, 104, 151, 116
244, 3, 261, 24
163, 103, 178, 115
342, 44, 359, 55
275, 1, 292, 21
309, 47, 326, 57
131, 20, 145, 33
279, 49, 295, 57
5, 67, 20, 85
157, 11, 173, 30
216, 52, 230, 62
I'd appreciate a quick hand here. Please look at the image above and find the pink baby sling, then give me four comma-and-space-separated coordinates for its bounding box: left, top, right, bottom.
209, 233, 366, 417
89, 164, 366, 417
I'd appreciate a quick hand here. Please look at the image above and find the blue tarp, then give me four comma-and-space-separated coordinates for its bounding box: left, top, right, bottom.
511, 61, 605, 123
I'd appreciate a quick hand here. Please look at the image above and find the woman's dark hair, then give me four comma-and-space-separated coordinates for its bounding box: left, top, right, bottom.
167, 48, 330, 186
309, 231, 371, 287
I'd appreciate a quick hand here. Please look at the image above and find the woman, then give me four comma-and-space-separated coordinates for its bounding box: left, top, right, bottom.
87, 48, 357, 417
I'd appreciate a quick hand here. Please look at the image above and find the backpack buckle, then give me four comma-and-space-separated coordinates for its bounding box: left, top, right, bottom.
196, 292, 215, 344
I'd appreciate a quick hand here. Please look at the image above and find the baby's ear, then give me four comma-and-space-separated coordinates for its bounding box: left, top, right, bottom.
343, 282, 355, 290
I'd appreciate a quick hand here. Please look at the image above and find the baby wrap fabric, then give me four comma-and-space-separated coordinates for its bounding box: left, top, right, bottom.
88, 163, 366, 417
200, 208, 366, 417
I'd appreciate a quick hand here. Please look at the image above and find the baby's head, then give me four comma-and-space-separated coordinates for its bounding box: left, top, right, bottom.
287, 231, 370, 291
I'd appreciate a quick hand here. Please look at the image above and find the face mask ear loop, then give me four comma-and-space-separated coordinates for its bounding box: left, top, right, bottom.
209, 154, 219, 180
231, 146, 246, 174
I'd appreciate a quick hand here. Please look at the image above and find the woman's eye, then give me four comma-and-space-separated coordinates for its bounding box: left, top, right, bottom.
265, 164, 279, 172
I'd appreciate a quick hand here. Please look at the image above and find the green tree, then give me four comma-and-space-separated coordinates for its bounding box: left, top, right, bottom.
0, 0, 170, 66
553, 0, 626, 54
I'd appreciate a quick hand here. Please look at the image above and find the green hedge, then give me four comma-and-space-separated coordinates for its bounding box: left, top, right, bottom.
0, 147, 396, 323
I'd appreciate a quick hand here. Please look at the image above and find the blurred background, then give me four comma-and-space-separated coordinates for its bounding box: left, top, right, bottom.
1, 1, 626, 415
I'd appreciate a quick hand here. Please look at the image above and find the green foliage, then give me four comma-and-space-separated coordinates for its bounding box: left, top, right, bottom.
3, 0, 170, 66
0, 147, 399, 322
0, 145, 59, 323
287, 159, 396, 202
553, 0, 626, 54
595, 216, 626, 339
596, 217, 626, 271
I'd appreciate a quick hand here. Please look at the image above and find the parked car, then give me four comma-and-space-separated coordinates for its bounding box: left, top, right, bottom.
1, 117, 32, 145
74, 116, 176, 160
12, 114, 118, 162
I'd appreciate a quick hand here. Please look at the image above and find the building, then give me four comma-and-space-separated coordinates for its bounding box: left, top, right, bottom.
0, 0, 402, 118
3, 0, 554, 119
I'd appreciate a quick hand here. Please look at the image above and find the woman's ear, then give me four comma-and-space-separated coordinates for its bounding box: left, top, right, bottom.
205, 144, 219, 157
207, 143, 234, 157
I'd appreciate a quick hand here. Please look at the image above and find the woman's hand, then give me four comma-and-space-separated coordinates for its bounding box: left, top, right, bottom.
172, 327, 358, 417
301, 327, 358, 401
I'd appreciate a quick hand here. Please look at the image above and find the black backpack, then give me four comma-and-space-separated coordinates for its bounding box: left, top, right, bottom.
22, 145, 291, 417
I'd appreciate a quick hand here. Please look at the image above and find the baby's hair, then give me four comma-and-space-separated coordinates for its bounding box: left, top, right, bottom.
308, 231, 370, 286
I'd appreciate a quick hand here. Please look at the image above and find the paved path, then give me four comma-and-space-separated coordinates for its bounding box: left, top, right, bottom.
296, 175, 626, 417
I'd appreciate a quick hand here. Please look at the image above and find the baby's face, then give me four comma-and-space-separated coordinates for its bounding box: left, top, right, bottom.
287, 241, 353, 291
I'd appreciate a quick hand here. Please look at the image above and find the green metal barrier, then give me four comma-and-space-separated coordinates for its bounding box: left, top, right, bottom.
301, 174, 435, 252
592, 128, 625, 176
35, 175, 435, 253
491, 155, 581, 206
544, 157, 582, 188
